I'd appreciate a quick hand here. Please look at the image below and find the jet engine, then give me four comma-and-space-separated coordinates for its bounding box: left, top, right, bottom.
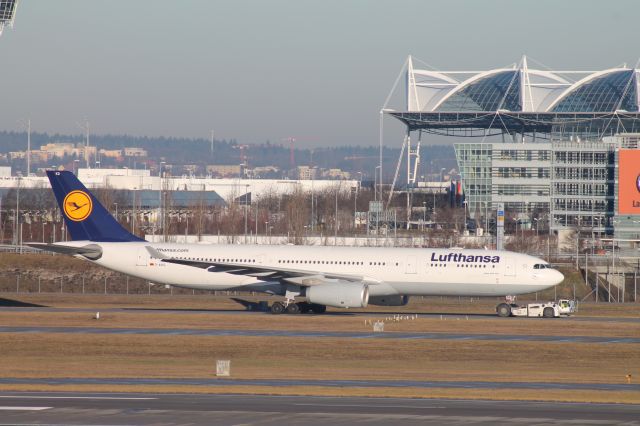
306, 283, 369, 308
368, 295, 409, 306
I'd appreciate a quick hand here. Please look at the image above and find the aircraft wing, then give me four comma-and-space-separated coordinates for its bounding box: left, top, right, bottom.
146, 246, 372, 286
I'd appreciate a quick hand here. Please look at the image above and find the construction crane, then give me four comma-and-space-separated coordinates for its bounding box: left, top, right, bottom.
233, 144, 250, 167
282, 136, 319, 170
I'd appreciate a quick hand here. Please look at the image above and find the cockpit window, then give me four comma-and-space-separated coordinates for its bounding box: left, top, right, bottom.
534, 263, 554, 269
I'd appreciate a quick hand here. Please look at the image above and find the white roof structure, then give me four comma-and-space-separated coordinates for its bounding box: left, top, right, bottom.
0, 169, 359, 203
406, 56, 640, 113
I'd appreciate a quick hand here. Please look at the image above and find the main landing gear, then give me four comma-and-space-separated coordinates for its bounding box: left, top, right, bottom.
270, 301, 326, 315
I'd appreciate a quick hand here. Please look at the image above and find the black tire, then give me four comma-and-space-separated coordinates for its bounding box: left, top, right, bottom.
270, 302, 285, 315
310, 304, 327, 314
285, 303, 301, 314
496, 303, 512, 318
543, 307, 555, 318
297, 302, 311, 314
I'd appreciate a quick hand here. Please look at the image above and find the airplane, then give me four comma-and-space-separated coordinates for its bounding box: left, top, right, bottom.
29, 170, 564, 316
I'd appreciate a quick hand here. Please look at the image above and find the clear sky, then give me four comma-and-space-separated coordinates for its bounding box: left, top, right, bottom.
0, 0, 638, 148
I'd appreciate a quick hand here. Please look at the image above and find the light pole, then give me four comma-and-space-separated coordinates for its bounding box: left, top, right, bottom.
132, 187, 136, 236
463, 200, 468, 233
159, 162, 165, 241
354, 172, 361, 232
534, 217, 540, 254
244, 184, 249, 243
334, 187, 339, 245
15, 177, 20, 248
210, 129, 215, 158
432, 187, 436, 219
374, 166, 381, 202
422, 201, 426, 231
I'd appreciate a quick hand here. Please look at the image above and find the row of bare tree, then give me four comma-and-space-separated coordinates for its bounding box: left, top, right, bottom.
1, 185, 476, 247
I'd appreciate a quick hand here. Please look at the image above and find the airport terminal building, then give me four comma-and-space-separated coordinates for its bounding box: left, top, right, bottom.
388, 56, 640, 241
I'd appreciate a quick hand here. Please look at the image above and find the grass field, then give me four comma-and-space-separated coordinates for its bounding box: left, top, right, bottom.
2, 332, 637, 383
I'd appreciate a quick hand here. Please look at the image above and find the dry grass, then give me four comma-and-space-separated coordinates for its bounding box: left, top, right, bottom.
0, 310, 638, 338
0, 333, 637, 386
0, 383, 637, 405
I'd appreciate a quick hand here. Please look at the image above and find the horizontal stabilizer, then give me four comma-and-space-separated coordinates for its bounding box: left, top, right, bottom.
28, 243, 103, 260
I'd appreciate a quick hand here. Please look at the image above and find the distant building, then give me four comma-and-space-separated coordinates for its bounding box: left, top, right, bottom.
206, 164, 243, 177
39, 142, 75, 158
123, 147, 148, 157
99, 149, 123, 158
182, 164, 198, 175
455, 134, 640, 240
322, 168, 351, 180
248, 166, 280, 179
8, 151, 25, 160
297, 165, 318, 180
35, 142, 97, 162
455, 142, 551, 223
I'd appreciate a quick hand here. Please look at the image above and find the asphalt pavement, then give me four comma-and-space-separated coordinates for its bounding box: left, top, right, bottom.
1, 324, 638, 344
0, 392, 638, 425
1, 377, 638, 392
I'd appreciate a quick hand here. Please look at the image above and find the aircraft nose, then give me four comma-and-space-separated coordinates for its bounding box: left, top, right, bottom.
551, 269, 564, 285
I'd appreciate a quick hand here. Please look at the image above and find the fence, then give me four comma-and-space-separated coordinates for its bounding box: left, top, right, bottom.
0, 272, 240, 296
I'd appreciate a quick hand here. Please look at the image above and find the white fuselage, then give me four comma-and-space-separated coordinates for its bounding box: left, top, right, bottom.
61, 241, 563, 297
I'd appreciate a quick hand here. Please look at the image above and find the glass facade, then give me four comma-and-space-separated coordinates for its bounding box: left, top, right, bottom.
453, 144, 492, 224
0, 0, 16, 22
455, 143, 551, 230
456, 137, 639, 239
552, 70, 638, 112
438, 71, 521, 112
550, 141, 615, 236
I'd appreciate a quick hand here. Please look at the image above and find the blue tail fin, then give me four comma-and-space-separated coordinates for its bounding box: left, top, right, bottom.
47, 170, 144, 242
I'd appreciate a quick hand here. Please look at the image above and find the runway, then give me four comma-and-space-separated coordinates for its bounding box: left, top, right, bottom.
0, 392, 638, 425
3, 303, 639, 323
0, 325, 638, 344
1, 377, 638, 392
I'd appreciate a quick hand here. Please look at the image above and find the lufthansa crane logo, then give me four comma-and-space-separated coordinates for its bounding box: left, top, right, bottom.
63, 190, 93, 222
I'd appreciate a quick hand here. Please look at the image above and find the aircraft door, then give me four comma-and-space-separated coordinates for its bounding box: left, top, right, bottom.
504, 256, 516, 276
405, 255, 417, 274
